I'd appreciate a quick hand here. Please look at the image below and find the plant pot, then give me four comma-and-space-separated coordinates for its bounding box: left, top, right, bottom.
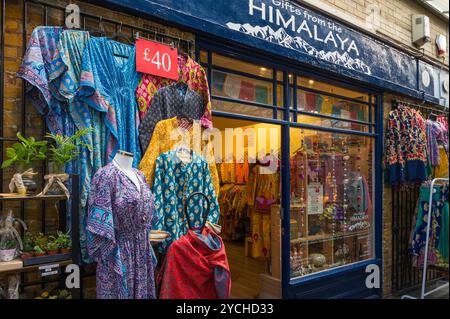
0, 248, 17, 262
34, 252, 46, 257
46, 162, 67, 195
20, 252, 34, 260
46, 249, 59, 256
60, 248, 71, 254
15, 164, 38, 194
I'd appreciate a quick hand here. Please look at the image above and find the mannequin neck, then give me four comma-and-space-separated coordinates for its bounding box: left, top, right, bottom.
113, 151, 134, 171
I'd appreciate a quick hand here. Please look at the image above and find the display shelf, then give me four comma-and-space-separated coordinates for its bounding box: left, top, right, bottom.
22, 253, 72, 267
290, 229, 370, 244
0, 258, 72, 275
0, 194, 68, 201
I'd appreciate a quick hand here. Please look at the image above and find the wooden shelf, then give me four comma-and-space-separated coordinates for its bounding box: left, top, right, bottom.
290, 229, 370, 244
0, 258, 72, 275
0, 194, 68, 201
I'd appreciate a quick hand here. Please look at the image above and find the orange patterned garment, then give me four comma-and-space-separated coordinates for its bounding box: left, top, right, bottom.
135, 54, 212, 128
138, 117, 220, 196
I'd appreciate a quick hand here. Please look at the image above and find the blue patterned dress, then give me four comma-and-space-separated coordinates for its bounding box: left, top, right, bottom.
87, 163, 157, 299
17, 26, 75, 137
78, 38, 141, 167
152, 150, 220, 253
50, 30, 105, 263
17, 26, 76, 228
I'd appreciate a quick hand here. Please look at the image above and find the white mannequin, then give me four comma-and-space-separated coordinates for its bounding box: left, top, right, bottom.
112, 150, 141, 192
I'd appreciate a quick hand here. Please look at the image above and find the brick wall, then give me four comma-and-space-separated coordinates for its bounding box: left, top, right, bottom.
301, 0, 449, 66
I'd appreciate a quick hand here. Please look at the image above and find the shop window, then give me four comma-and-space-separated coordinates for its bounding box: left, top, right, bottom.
212, 99, 274, 119
212, 53, 273, 79
296, 114, 370, 132
297, 77, 369, 102
200, 50, 208, 64
289, 128, 374, 279
211, 70, 274, 105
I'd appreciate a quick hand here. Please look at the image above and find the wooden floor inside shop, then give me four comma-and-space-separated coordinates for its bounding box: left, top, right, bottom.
224, 240, 267, 299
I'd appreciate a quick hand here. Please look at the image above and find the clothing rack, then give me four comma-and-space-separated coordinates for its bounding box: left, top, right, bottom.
391, 99, 449, 115
402, 178, 449, 299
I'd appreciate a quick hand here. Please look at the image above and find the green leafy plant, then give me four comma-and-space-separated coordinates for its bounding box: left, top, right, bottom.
0, 239, 17, 250
46, 240, 59, 251
33, 233, 48, 249
45, 128, 93, 167
22, 232, 35, 252
1, 132, 47, 169
33, 245, 45, 254
55, 231, 71, 249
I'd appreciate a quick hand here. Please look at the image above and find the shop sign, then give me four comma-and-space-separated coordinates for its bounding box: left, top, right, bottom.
38, 264, 61, 277
101, 0, 449, 106
307, 183, 323, 215
135, 38, 179, 80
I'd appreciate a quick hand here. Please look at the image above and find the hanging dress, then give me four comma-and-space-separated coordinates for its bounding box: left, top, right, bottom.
152, 150, 220, 253
138, 117, 220, 196
17, 26, 75, 137
78, 37, 141, 166
86, 163, 158, 299
136, 54, 212, 128
138, 82, 204, 152
50, 30, 106, 263
158, 228, 231, 299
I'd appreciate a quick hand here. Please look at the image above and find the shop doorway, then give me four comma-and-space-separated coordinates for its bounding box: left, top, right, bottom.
213, 117, 282, 299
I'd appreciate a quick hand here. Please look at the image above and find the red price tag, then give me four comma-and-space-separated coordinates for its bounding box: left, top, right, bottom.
135, 38, 178, 80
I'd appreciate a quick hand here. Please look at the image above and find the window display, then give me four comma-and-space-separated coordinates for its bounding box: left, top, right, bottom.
289, 128, 374, 279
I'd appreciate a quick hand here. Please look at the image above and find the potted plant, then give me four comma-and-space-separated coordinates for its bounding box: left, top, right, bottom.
45, 239, 59, 255
20, 232, 34, 260
55, 231, 71, 254
1, 132, 47, 194
45, 128, 92, 194
0, 239, 17, 262
33, 245, 46, 257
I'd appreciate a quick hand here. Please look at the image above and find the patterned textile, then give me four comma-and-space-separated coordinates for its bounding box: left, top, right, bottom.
246, 164, 279, 258
17, 26, 74, 136
86, 163, 157, 299
152, 150, 220, 253
138, 82, 204, 152
426, 120, 448, 167
138, 117, 220, 196
78, 37, 141, 166
50, 30, 104, 263
158, 228, 231, 299
410, 184, 449, 266
136, 54, 212, 128
385, 105, 428, 185
17, 26, 76, 230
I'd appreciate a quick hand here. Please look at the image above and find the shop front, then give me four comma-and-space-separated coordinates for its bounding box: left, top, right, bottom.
1, 0, 448, 299
88, 0, 448, 299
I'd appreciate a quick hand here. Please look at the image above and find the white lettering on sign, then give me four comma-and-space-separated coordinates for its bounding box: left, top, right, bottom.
229, 0, 370, 75
143, 48, 172, 73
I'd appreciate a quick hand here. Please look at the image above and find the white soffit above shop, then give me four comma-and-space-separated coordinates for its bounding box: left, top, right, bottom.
420, 0, 449, 19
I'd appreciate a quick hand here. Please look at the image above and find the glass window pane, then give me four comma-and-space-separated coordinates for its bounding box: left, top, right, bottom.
211, 70, 273, 105
296, 114, 369, 132
212, 99, 274, 119
297, 91, 369, 123
289, 128, 374, 279
298, 77, 369, 102
212, 53, 273, 79
200, 50, 208, 64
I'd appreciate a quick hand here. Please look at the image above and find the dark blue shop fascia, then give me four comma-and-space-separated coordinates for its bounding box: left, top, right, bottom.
90, 0, 449, 107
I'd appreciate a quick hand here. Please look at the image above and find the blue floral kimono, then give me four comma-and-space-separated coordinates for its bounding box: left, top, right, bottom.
78, 37, 141, 167
17, 26, 76, 228
17, 26, 75, 138
152, 150, 220, 253
50, 30, 106, 263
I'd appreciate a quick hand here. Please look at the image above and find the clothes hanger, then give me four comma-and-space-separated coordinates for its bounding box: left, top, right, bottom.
89, 16, 106, 37
111, 22, 134, 45
428, 112, 438, 121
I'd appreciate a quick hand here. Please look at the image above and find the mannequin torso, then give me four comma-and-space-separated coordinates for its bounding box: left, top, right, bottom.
113, 151, 141, 192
